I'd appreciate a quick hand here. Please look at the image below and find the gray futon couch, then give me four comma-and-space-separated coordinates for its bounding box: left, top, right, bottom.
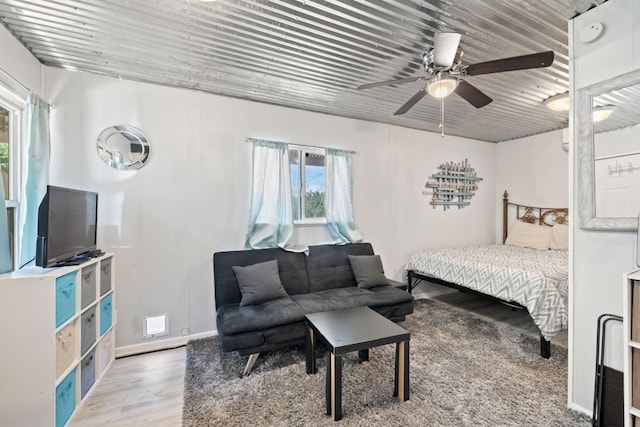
213, 242, 414, 375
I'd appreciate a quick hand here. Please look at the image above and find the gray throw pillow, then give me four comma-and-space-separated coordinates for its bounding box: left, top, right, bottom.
347, 255, 390, 289
232, 260, 289, 306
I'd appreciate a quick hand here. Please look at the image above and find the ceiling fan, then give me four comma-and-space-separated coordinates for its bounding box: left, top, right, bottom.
357, 33, 555, 115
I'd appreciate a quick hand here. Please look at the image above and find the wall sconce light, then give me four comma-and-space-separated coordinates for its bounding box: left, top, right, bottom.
427, 73, 459, 98
544, 92, 570, 112
592, 105, 616, 122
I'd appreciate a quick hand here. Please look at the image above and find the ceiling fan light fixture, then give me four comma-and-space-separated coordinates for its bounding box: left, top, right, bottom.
544, 92, 570, 112
427, 74, 459, 98
593, 105, 616, 122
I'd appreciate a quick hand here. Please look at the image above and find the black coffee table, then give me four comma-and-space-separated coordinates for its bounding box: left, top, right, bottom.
304, 306, 410, 421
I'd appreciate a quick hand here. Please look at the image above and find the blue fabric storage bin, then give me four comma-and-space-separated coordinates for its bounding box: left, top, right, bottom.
56, 272, 76, 328
99, 294, 112, 336
55, 368, 76, 427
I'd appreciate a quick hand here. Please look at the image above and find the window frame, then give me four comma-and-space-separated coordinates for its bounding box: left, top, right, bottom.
289, 145, 326, 225
0, 74, 28, 271
1, 104, 22, 201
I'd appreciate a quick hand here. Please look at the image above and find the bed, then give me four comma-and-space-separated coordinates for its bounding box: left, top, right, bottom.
405, 191, 569, 358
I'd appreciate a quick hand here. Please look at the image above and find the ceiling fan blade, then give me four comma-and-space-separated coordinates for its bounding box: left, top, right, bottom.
394, 89, 428, 115
433, 32, 462, 68
465, 50, 554, 76
454, 80, 493, 108
357, 76, 423, 90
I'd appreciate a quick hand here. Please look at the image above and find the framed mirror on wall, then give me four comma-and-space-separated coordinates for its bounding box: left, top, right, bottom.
576, 68, 640, 231
96, 125, 151, 171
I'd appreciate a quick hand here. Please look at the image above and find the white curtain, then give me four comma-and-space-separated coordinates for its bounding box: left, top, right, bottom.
325, 148, 362, 244
19, 95, 50, 267
244, 139, 294, 249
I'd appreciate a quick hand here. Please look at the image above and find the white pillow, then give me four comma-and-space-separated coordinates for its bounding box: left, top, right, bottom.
549, 224, 569, 250
505, 221, 551, 250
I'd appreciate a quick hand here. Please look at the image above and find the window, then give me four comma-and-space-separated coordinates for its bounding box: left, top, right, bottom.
289, 148, 326, 222
0, 107, 8, 195
1, 105, 16, 269
0, 75, 27, 271
0, 106, 10, 268
246, 139, 360, 248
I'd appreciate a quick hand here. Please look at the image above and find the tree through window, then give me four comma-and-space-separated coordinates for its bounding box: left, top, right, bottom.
0, 88, 26, 271
0, 106, 8, 197
289, 148, 326, 222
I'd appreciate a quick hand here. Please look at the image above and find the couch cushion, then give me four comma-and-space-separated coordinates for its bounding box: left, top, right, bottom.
216, 297, 305, 335
347, 254, 390, 288
366, 285, 415, 306
291, 285, 414, 315
218, 323, 306, 354
232, 260, 289, 306
372, 301, 415, 320
305, 243, 375, 292
214, 247, 309, 309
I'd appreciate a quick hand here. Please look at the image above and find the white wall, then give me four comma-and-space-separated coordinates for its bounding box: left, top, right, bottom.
570, 0, 640, 413
0, 24, 42, 95
496, 129, 569, 241
43, 67, 497, 353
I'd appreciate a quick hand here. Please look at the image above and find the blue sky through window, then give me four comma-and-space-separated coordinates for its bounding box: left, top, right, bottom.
290, 165, 325, 192
305, 165, 325, 192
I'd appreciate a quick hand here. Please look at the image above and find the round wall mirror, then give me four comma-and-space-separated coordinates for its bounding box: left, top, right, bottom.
97, 125, 150, 170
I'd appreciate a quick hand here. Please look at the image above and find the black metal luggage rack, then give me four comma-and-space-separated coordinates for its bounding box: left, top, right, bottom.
592, 313, 623, 427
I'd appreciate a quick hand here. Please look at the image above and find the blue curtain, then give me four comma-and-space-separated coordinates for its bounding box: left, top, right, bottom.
244, 139, 294, 249
325, 148, 362, 244
19, 95, 50, 267
0, 172, 10, 273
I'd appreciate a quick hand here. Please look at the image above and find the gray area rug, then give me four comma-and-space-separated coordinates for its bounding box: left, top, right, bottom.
183, 299, 590, 426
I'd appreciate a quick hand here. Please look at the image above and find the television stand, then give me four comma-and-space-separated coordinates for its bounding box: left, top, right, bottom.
0, 254, 116, 427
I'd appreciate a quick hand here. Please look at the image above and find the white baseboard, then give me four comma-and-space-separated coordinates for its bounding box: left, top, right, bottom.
115, 330, 218, 358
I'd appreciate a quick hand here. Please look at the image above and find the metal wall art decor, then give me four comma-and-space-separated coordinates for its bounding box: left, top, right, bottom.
423, 159, 483, 210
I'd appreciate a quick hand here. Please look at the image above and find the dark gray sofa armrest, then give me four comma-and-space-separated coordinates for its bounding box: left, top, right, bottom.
388, 278, 408, 291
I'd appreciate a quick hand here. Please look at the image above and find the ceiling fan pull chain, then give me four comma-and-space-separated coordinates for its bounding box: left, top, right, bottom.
440, 96, 445, 137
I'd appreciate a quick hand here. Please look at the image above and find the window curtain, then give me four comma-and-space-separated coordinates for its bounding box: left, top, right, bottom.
325, 148, 362, 244
0, 173, 10, 273
19, 94, 50, 267
244, 139, 294, 250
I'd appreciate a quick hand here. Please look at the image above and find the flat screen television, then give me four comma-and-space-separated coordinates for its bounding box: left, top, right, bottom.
36, 185, 99, 268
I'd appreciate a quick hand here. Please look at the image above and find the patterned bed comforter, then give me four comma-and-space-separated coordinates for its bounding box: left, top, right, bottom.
405, 245, 568, 340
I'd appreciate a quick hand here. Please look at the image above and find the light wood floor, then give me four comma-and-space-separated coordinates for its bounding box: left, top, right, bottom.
69, 283, 567, 426
68, 346, 186, 427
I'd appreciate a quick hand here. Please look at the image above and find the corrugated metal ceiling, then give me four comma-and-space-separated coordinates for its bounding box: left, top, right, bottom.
0, 0, 608, 142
